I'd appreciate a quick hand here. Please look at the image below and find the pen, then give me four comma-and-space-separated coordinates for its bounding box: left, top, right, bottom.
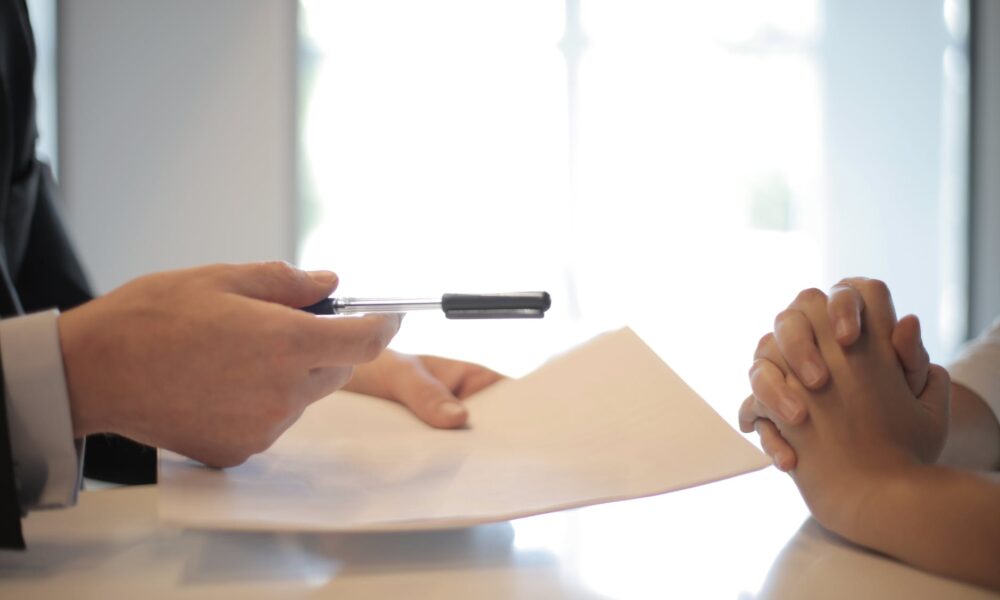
300, 292, 551, 319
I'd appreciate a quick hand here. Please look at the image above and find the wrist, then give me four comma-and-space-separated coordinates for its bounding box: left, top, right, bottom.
797, 448, 921, 538
827, 462, 927, 544
58, 305, 111, 437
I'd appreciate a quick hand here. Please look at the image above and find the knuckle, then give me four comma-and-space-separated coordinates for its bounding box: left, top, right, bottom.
755, 332, 775, 356
194, 263, 231, 282
360, 336, 385, 362
317, 366, 354, 395
262, 260, 299, 283
744, 394, 767, 419
863, 278, 891, 301
772, 308, 792, 327
188, 263, 237, 292
360, 327, 393, 362
748, 359, 772, 387
773, 309, 804, 334
832, 276, 864, 292
794, 287, 827, 306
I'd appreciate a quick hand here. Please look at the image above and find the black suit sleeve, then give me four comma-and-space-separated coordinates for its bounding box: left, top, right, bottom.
0, 357, 26, 549
13, 162, 92, 313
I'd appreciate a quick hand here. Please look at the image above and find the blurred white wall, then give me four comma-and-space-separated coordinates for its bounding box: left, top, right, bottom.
59, 0, 297, 293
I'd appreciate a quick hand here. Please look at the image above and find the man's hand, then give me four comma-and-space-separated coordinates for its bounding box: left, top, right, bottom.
59, 262, 401, 468
345, 350, 505, 428
739, 278, 932, 470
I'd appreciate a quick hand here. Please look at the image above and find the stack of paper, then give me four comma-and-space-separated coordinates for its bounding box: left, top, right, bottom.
158, 328, 768, 531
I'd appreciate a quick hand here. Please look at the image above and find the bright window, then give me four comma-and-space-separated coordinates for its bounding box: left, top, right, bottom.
299, 0, 967, 391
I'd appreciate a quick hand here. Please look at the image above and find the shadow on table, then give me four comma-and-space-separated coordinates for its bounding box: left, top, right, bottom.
177, 521, 557, 585
0, 537, 149, 579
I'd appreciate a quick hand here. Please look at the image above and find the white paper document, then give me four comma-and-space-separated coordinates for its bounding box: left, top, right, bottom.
158, 328, 769, 531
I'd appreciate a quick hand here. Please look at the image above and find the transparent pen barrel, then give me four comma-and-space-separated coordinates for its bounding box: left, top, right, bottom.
333, 298, 441, 314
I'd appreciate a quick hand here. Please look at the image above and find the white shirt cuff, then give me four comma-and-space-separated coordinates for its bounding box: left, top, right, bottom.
948, 316, 1000, 429
0, 309, 83, 510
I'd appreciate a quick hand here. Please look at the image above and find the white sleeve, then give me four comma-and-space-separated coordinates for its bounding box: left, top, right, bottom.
0, 310, 83, 510
948, 316, 1000, 428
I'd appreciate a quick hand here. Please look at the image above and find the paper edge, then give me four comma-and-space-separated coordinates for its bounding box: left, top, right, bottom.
158, 456, 770, 533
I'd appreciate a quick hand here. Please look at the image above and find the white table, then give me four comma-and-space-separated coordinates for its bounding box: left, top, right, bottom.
0, 468, 995, 599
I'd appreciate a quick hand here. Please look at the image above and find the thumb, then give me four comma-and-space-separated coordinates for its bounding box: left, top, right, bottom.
918, 363, 951, 424
219, 261, 338, 307
915, 363, 951, 463
892, 314, 930, 396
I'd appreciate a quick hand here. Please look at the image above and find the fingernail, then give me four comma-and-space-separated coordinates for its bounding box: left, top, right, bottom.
801, 361, 824, 387
779, 394, 802, 422
438, 402, 467, 419
309, 270, 337, 286
835, 318, 851, 340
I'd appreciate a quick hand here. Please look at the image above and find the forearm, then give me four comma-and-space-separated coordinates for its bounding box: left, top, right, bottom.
937, 383, 1000, 471
848, 465, 1000, 590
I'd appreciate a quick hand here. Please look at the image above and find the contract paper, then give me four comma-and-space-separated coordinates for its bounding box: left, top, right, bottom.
158, 328, 769, 531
